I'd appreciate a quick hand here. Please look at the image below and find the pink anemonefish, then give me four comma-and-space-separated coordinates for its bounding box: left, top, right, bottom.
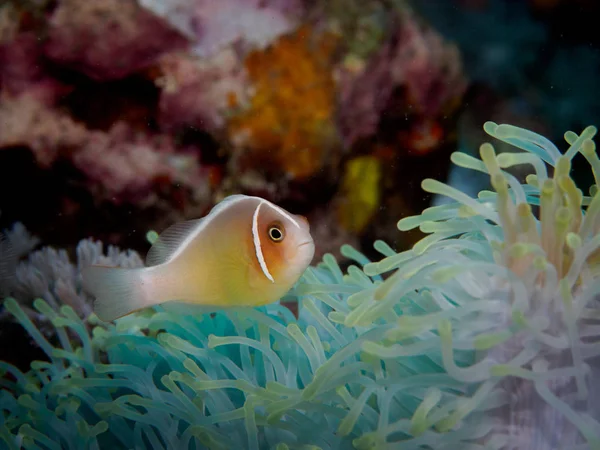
82, 195, 315, 321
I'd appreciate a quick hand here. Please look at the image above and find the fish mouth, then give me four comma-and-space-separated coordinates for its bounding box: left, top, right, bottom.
298, 241, 313, 248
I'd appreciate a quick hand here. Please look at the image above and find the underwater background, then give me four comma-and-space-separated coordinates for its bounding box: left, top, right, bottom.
1, 0, 600, 448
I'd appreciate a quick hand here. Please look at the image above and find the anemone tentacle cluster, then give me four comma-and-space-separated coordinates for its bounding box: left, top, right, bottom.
1, 122, 599, 449
366, 121, 600, 449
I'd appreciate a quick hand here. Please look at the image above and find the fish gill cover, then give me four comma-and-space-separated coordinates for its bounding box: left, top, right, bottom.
1, 121, 600, 449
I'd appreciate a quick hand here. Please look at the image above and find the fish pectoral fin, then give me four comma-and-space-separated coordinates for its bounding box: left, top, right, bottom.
245, 260, 266, 293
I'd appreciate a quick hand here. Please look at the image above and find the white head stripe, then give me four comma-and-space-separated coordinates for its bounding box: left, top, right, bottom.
263, 201, 301, 228
252, 201, 275, 283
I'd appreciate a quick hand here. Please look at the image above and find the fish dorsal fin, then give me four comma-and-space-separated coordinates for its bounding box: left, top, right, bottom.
145, 195, 252, 267
208, 194, 250, 216
145, 219, 203, 266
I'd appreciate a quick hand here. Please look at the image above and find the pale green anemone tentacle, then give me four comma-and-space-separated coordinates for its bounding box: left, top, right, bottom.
2, 122, 599, 449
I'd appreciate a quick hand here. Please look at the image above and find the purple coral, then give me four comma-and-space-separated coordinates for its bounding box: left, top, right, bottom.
336, 12, 467, 147
72, 123, 207, 204
1, 32, 45, 95
156, 48, 250, 133
0, 94, 208, 203
0, 28, 73, 104
44, 0, 189, 81
139, 0, 305, 57
0, 28, 83, 166
0, 94, 88, 166
1, 221, 143, 324
0, 7, 209, 205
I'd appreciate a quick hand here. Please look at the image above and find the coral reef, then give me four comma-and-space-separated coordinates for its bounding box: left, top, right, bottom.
0, 222, 142, 327
0, 222, 144, 371
2, 122, 599, 449
139, 0, 305, 58
228, 25, 340, 179
314, 0, 390, 60
0, 31, 63, 99
0, 0, 468, 272
335, 156, 382, 234
0, 94, 87, 167
155, 49, 250, 134
71, 123, 207, 205
0, 93, 208, 204
0, 3, 209, 205
45, 0, 189, 81
336, 10, 467, 148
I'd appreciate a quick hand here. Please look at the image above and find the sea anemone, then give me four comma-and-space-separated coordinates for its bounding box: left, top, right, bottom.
1, 122, 599, 449
367, 121, 600, 448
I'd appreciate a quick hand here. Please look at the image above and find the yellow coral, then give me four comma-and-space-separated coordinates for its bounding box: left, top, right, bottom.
228, 26, 339, 179
337, 155, 382, 233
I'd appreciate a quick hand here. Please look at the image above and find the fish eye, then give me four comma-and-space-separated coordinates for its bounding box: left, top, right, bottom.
268, 224, 285, 242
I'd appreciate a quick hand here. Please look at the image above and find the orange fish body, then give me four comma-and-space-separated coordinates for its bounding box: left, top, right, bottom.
82, 195, 315, 321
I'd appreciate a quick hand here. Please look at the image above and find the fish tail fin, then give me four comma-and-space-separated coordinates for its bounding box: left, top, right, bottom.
82, 265, 154, 322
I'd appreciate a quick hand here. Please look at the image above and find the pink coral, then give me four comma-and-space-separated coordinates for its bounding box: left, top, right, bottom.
140, 0, 304, 58
336, 12, 467, 147
0, 32, 43, 94
156, 48, 250, 133
44, 0, 189, 81
72, 123, 204, 203
0, 31, 71, 104
0, 93, 87, 166
0, 94, 207, 203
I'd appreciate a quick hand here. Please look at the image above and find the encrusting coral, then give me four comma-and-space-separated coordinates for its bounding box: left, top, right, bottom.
228, 25, 340, 180
335, 8, 467, 149
336, 156, 382, 234
2, 121, 599, 449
